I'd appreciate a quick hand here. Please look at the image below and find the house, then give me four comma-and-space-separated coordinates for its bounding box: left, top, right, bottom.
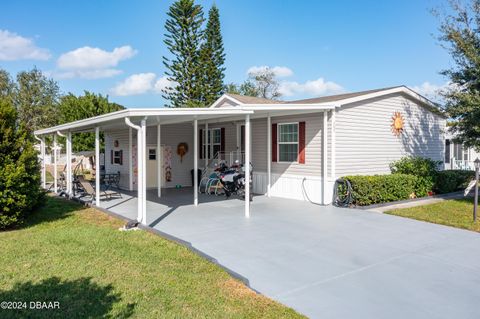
34, 85, 446, 224
444, 132, 480, 170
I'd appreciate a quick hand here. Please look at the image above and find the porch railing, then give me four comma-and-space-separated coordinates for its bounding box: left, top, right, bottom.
451, 158, 475, 170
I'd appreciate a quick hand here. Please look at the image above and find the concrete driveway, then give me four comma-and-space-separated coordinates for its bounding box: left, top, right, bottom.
102, 189, 480, 319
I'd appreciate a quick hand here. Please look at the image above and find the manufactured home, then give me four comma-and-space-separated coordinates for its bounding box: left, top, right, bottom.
34, 86, 446, 224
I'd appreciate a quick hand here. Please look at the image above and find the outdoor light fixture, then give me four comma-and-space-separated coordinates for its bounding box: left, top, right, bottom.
474, 158, 480, 222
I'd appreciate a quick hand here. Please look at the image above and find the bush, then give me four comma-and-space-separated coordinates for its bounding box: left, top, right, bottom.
390, 156, 441, 196
0, 99, 43, 230
344, 174, 418, 206
435, 170, 475, 194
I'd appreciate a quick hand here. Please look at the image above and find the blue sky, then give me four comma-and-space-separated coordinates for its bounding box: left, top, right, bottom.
0, 0, 452, 108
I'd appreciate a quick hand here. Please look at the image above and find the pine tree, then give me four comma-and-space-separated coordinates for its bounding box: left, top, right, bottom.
200, 5, 226, 106
163, 0, 205, 107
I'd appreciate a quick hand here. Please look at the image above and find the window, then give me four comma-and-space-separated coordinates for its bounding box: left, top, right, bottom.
445, 140, 450, 163
148, 149, 156, 160
203, 128, 222, 159
113, 150, 122, 165
278, 123, 298, 162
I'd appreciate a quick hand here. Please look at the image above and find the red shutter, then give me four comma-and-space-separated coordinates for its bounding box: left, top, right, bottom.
272, 123, 277, 162
241, 125, 245, 151
220, 127, 225, 152
119, 150, 123, 165
298, 122, 306, 164
199, 129, 203, 159
110, 150, 114, 164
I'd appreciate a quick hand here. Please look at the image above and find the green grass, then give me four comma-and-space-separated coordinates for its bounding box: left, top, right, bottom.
0, 196, 304, 319
386, 198, 480, 232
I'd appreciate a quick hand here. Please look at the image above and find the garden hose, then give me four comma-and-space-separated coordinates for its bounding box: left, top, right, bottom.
333, 178, 354, 207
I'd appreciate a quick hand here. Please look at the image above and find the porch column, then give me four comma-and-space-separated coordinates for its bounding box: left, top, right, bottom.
129, 127, 133, 191
267, 114, 271, 197
141, 118, 147, 224
95, 127, 100, 206
53, 134, 58, 193
322, 111, 328, 204
41, 137, 46, 189
125, 118, 142, 222
66, 131, 72, 196
245, 114, 251, 218
157, 123, 161, 198
205, 122, 208, 168
331, 109, 336, 180
194, 118, 198, 206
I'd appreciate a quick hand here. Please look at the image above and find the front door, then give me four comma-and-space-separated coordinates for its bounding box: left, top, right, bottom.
146, 146, 164, 188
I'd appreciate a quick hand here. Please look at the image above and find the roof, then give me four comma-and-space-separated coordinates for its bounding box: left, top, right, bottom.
285, 86, 403, 104
224, 93, 278, 104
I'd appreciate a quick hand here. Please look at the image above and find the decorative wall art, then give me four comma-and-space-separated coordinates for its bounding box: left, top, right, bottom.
176, 142, 188, 162
391, 111, 405, 136
163, 145, 172, 182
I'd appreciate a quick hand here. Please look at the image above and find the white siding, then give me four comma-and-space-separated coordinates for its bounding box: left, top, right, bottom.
104, 130, 131, 190
335, 93, 445, 177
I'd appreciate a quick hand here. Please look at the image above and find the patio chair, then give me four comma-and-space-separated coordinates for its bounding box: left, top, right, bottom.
77, 175, 122, 202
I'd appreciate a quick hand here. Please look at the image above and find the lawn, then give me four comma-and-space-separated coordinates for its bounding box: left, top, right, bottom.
0, 196, 304, 319
386, 198, 480, 233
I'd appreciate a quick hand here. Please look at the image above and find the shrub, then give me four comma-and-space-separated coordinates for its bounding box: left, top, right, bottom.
0, 99, 43, 230
390, 156, 441, 196
344, 174, 418, 206
435, 170, 475, 194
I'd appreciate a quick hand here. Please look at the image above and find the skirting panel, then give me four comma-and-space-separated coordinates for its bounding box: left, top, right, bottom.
253, 172, 325, 204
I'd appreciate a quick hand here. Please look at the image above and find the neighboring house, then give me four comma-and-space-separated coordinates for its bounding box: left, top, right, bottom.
444, 132, 480, 170
34, 85, 446, 222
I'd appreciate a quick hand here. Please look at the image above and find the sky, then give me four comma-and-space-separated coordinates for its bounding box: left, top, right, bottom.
0, 0, 454, 108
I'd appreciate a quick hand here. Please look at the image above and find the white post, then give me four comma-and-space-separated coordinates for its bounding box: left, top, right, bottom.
66, 131, 72, 196
53, 134, 58, 193
245, 114, 251, 218
141, 118, 147, 224
205, 122, 208, 168
157, 123, 161, 198
129, 127, 133, 191
267, 114, 271, 197
95, 127, 100, 206
41, 137, 46, 189
323, 111, 328, 205
331, 109, 336, 180
125, 118, 142, 223
194, 119, 198, 206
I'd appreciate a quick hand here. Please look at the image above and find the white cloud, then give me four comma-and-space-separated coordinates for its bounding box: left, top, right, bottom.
410, 81, 452, 102
111, 73, 156, 96
56, 45, 137, 79
247, 65, 294, 78
153, 76, 177, 93
111, 73, 177, 96
279, 78, 344, 97
0, 29, 51, 61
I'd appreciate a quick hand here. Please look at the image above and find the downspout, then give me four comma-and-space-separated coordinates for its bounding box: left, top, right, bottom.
125, 117, 143, 223
34, 134, 46, 189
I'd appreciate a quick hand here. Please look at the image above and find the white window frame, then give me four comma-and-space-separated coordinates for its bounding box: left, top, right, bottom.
202, 128, 222, 160
113, 150, 122, 165
277, 122, 299, 164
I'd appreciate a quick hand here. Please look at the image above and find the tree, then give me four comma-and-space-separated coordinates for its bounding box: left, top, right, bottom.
436, 0, 480, 150
58, 92, 125, 151
15, 68, 60, 133
225, 67, 282, 100
163, 0, 205, 107
0, 69, 15, 101
0, 98, 42, 229
199, 5, 226, 106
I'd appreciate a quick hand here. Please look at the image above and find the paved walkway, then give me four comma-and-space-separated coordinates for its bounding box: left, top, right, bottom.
100, 189, 480, 319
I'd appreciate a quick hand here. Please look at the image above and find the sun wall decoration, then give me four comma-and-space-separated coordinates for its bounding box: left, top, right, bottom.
391, 111, 404, 136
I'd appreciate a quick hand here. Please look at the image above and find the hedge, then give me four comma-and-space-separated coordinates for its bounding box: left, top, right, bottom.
435, 170, 475, 194
344, 174, 418, 206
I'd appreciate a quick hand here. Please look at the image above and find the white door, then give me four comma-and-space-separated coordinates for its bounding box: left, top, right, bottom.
146, 146, 164, 188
